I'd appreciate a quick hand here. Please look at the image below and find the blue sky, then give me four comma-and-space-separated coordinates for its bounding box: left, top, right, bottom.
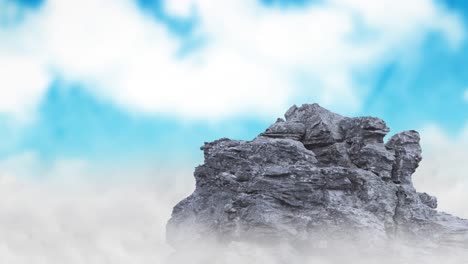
0, 0, 467, 172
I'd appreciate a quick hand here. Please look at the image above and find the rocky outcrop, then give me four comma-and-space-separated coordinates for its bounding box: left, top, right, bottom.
167, 103, 468, 250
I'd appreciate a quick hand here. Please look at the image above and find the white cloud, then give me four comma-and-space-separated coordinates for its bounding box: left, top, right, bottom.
413, 123, 468, 218
464, 89, 468, 102
164, 0, 195, 18
0, 154, 194, 263
0, 55, 50, 121
0, 174, 177, 263
0, 0, 464, 120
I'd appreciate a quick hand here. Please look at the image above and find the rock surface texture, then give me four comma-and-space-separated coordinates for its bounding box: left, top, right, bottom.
167, 104, 468, 250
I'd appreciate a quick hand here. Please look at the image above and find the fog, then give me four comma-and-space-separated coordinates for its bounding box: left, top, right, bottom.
0, 164, 192, 263
0, 169, 467, 264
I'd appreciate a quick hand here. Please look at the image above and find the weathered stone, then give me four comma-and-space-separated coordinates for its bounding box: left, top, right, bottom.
339, 116, 395, 179
418, 192, 438, 209
312, 142, 353, 167
167, 103, 468, 251
386, 130, 422, 184
347, 139, 395, 180
284, 103, 345, 148
340, 116, 390, 143
261, 118, 305, 141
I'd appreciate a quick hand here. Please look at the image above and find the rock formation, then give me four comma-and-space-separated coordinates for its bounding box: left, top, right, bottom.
167, 103, 468, 250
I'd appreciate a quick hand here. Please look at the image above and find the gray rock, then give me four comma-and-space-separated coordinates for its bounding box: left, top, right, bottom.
312, 142, 353, 167
167, 103, 468, 250
339, 116, 395, 180
261, 118, 305, 141
340, 116, 390, 143
386, 130, 422, 185
283, 103, 345, 148
418, 192, 438, 209
347, 139, 395, 180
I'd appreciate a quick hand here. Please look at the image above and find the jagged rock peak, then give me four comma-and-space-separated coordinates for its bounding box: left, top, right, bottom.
262, 104, 396, 180
281, 103, 345, 147
262, 103, 390, 146
167, 103, 468, 251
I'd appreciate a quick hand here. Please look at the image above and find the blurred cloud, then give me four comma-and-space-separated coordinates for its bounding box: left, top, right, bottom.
0, 55, 50, 121
0, 0, 464, 120
0, 152, 197, 263
0, 170, 186, 263
464, 88, 468, 102
413, 123, 468, 218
